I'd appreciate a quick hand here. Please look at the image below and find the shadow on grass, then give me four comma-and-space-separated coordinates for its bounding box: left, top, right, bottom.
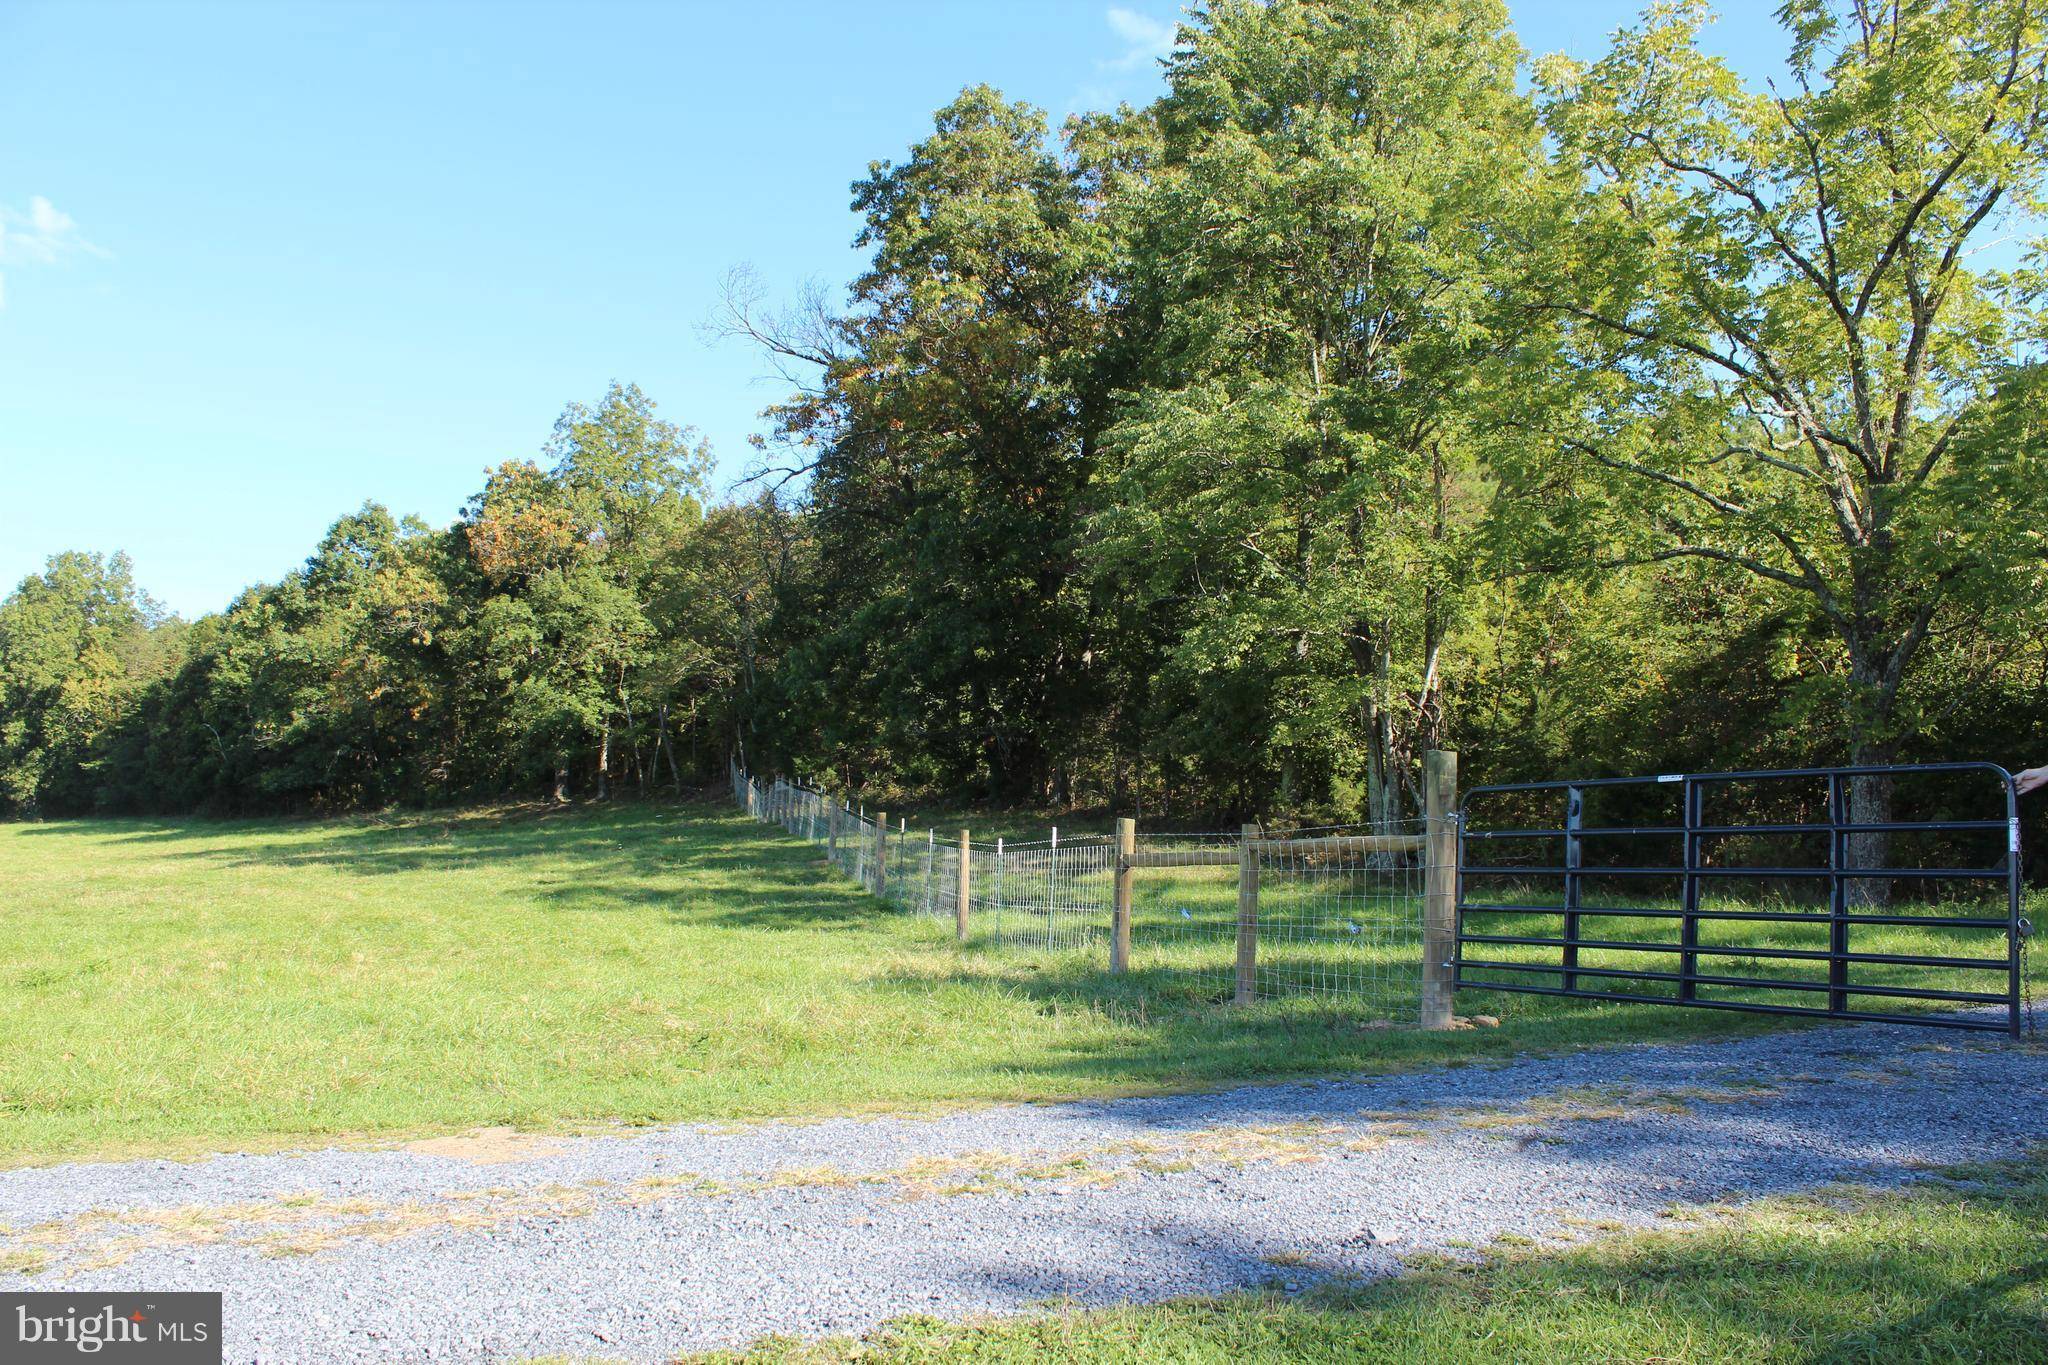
27, 803, 909, 933
863, 944, 1806, 1097
24, 801, 741, 857
1829, 1254, 2048, 1359
1325, 1174, 2048, 1362
732, 1163, 2048, 1362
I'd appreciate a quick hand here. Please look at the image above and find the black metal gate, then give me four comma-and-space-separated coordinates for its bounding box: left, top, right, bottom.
1454, 763, 2029, 1036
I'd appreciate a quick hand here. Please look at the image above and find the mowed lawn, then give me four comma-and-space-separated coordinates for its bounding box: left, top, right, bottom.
0, 802, 1801, 1166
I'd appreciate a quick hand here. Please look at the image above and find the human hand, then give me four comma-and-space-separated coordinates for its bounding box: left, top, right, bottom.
2017, 765, 2048, 796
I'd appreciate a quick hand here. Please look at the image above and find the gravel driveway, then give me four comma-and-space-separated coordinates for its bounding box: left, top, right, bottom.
2, 1019, 2042, 1362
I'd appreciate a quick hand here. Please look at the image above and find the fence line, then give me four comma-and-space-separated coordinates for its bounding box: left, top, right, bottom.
727, 758, 1460, 1025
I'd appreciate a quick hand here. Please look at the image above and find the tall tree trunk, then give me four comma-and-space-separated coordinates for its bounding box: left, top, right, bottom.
552, 764, 569, 804
596, 722, 611, 802
1347, 624, 1400, 827
619, 666, 644, 794
1844, 652, 1898, 908
657, 701, 683, 794
1376, 640, 1402, 826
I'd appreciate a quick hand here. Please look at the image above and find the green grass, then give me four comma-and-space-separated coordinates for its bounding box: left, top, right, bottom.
718, 1156, 2048, 1363
0, 800, 1817, 1167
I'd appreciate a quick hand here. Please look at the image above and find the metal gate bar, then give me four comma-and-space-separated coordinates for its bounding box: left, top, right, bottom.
1454, 762, 2026, 1037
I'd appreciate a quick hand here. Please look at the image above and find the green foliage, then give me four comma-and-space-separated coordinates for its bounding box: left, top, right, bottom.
0, 552, 172, 816
437, 381, 748, 804
1090, 0, 1535, 822
5, 383, 773, 815
1521, 0, 2048, 761
761, 86, 1111, 801
8, 1, 2048, 826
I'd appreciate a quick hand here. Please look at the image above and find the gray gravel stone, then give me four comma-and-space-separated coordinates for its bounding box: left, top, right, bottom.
1, 1018, 2042, 1362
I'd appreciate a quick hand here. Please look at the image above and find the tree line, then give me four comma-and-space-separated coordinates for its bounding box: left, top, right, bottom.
0, 388, 796, 815
5, 0, 2047, 827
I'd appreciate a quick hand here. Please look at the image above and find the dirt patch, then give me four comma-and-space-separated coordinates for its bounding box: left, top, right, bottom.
0, 1116, 1443, 1275
400, 1127, 570, 1164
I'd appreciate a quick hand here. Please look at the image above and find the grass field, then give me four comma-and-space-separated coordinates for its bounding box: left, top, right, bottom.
0, 800, 1817, 1167
717, 1155, 2048, 1363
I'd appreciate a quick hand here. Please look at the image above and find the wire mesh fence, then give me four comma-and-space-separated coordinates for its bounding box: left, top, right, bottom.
1128, 826, 1430, 1010
728, 757, 2034, 1035
727, 760, 1442, 1022
984, 835, 1119, 954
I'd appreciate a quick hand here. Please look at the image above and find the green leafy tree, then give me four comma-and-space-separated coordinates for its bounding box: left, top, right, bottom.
655, 492, 808, 785
452, 382, 711, 800
755, 86, 1112, 800
1092, 0, 1537, 821
0, 552, 167, 814
1526, 0, 2048, 835
143, 506, 448, 812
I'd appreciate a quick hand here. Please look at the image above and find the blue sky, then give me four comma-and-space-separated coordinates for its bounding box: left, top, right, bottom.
0, 1, 1785, 618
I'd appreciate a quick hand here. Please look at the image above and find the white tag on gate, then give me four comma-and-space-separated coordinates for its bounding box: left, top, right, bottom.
1657, 773, 1683, 783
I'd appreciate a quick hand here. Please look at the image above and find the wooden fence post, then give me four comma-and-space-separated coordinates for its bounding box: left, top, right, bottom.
956, 829, 972, 940
1235, 822, 1261, 1004
827, 799, 839, 862
1421, 749, 1459, 1029
873, 811, 888, 897
1112, 817, 1135, 974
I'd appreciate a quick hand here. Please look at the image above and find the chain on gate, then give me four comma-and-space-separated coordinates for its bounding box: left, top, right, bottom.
2022, 915, 2037, 1035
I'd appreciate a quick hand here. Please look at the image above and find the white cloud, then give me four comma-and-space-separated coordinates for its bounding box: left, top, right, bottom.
28, 195, 74, 238
1103, 6, 1178, 72
0, 195, 103, 309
